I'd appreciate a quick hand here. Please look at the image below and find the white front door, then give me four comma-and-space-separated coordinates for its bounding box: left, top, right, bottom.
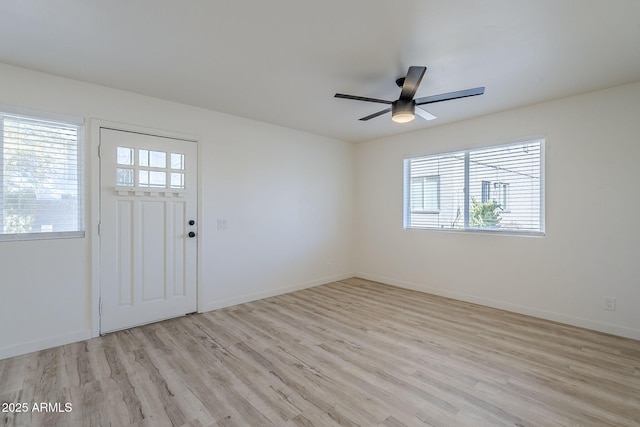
99, 128, 198, 333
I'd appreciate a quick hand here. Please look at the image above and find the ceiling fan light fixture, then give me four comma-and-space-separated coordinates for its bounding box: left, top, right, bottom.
391, 99, 415, 123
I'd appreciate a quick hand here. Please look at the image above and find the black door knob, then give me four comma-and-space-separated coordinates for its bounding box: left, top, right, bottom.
188, 231, 196, 238
188, 220, 195, 226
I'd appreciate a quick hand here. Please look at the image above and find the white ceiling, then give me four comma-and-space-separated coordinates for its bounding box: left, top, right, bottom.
1, 1, 639, 142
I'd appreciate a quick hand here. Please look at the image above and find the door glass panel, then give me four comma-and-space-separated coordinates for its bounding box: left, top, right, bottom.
139, 149, 149, 167
139, 170, 149, 186
171, 153, 185, 170
117, 147, 134, 165
171, 172, 185, 189
149, 151, 166, 168
117, 168, 134, 186
149, 171, 166, 187
139, 149, 166, 168
139, 170, 167, 188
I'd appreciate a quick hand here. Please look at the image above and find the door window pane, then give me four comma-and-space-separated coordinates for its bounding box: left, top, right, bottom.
139, 149, 166, 168
117, 147, 134, 165
139, 149, 148, 167
139, 170, 167, 188
171, 153, 185, 170
117, 168, 134, 186
149, 150, 166, 168
171, 172, 185, 189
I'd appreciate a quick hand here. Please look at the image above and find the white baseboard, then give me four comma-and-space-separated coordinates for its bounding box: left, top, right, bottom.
355, 272, 640, 341
0, 329, 92, 361
199, 273, 354, 313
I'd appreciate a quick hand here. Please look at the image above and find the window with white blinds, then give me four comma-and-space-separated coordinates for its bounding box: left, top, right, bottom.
0, 110, 84, 240
404, 139, 544, 234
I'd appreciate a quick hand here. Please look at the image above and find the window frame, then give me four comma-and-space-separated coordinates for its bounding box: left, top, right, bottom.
403, 139, 545, 236
0, 105, 85, 242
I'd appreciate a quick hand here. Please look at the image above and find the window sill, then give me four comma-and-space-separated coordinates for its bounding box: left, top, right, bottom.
0, 231, 85, 242
404, 226, 544, 238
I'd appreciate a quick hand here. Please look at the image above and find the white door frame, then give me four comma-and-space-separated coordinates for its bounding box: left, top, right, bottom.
89, 119, 202, 337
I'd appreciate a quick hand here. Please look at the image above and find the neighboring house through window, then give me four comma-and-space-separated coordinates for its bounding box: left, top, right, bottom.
494, 182, 509, 210
410, 175, 440, 213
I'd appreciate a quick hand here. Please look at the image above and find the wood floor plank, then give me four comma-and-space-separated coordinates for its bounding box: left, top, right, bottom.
2, 278, 640, 426
232, 305, 430, 426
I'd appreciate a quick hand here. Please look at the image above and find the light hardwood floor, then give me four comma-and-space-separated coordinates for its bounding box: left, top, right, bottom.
2, 278, 640, 426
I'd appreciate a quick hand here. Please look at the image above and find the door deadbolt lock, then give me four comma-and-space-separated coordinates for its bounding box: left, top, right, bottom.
188, 231, 196, 238
188, 220, 195, 226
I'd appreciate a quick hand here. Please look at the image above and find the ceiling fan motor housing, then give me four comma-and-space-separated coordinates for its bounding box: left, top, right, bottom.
392, 99, 415, 123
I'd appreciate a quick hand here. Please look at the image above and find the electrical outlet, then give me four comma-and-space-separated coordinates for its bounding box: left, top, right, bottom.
604, 297, 616, 311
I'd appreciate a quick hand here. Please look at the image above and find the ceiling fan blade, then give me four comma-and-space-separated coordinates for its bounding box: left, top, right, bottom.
399, 66, 426, 101
359, 108, 392, 121
335, 93, 392, 104
415, 87, 485, 106
415, 107, 437, 121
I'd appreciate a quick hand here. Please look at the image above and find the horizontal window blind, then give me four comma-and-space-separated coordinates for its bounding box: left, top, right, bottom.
404, 140, 544, 234
1, 112, 84, 240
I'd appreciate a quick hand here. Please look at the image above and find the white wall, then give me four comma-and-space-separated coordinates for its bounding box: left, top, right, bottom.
2, 60, 638, 360
0, 63, 354, 359
355, 82, 640, 340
